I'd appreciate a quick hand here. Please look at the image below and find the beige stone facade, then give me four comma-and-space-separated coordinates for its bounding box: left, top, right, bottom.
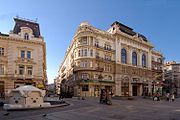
56, 21, 163, 97
0, 18, 47, 98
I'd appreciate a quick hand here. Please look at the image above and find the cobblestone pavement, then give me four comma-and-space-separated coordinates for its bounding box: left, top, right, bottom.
1, 97, 180, 120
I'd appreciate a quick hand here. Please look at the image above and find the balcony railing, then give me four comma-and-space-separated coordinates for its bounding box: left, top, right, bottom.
73, 66, 96, 72
95, 67, 104, 72
152, 60, 163, 65
17, 57, 34, 62
95, 56, 115, 62
13, 74, 43, 79
152, 68, 163, 73
79, 79, 115, 84
94, 44, 115, 52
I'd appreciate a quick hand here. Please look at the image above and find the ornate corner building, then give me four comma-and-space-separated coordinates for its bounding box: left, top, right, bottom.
56, 21, 163, 97
0, 18, 47, 98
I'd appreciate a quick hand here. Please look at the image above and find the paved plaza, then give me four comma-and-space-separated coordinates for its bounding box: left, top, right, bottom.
1, 97, 180, 120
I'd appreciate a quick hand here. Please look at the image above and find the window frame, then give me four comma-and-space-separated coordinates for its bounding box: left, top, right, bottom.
21, 50, 25, 59
142, 54, 147, 67
0, 47, 4, 56
132, 51, 137, 66
19, 65, 25, 75
24, 33, 29, 40
0, 64, 5, 75
121, 48, 127, 64
27, 51, 31, 59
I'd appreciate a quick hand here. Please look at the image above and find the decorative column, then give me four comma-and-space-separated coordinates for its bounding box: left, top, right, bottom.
127, 46, 132, 65
148, 50, 152, 69
115, 37, 121, 63
138, 50, 142, 67
129, 81, 132, 96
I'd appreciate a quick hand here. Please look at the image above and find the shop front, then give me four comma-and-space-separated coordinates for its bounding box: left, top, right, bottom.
0, 81, 5, 99
79, 80, 115, 97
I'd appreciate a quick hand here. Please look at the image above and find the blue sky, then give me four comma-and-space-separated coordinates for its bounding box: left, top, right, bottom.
0, 0, 180, 83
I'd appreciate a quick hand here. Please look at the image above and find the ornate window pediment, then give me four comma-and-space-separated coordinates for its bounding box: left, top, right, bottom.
20, 27, 33, 40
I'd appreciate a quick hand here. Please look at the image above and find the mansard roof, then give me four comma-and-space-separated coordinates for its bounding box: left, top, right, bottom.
0, 32, 9, 37
111, 21, 133, 30
13, 18, 41, 37
111, 21, 136, 36
111, 21, 147, 41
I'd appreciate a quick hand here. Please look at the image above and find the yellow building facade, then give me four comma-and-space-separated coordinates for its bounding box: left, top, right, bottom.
0, 18, 47, 98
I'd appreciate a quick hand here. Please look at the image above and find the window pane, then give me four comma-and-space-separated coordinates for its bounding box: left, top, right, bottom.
19, 65, 24, 75
0, 47, 4, 56
121, 49, 127, 64
21, 50, 25, 58
142, 54, 146, 67
132, 52, 137, 66
0, 64, 5, 75
24, 33, 29, 40
27, 51, 31, 59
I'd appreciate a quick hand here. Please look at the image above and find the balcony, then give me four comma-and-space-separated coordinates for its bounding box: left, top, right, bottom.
94, 44, 115, 52
95, 56, 115, 62
95, 67, 104, 72
79, 79, 115, 85
13, 74, 37, 79
152, 68, 163, 73
99, 80, 115, 84
73, 66, 96, 72
16, 57, 35, 63
152, 60, 163, 65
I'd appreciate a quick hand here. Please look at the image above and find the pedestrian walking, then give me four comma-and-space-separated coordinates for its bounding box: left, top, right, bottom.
171, 93, 175, 102
166, 93, 170, 101
156, 92, 160, 101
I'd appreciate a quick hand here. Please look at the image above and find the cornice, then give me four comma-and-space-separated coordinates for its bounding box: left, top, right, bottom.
0, 36, 45, 46
114, 32, 153, 49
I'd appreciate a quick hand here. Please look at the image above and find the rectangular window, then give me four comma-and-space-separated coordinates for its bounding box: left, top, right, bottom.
27, 51, 31, 59
90, 49, 93, 56
84, 49, 87, 56
84, 61, 88, 67
95, 41, 99, 47
81, 49, 83, 57
90, 37, 93, 45
78, 50, 81, 57
82, 85, 89, 91
27, 66, 33, 75
81, 37, 87, 44
82, 73, 89, 79
96, 52, 99, 58
74, 52, 76, 58
0, 64, 5, 75
19, 65, 25, 75
0, 47, 4, 56
21, 50, 25, 58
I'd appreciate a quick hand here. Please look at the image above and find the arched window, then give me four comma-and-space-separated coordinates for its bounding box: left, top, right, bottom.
142, 54, 146, 67
121, 48, 127, 64
132, 51, 137, 66
24, 33, 29, 40
158, 58, 162, 63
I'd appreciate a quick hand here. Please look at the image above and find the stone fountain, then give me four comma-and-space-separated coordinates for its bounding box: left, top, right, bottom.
3, 85, 51, 110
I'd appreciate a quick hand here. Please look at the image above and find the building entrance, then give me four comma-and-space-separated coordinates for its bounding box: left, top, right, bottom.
132, 85, 138, 96
0, 82, 5, 99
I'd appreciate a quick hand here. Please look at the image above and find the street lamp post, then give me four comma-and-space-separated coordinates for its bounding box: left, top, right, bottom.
98, 74, 103, 91
98, 74, 103, 103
